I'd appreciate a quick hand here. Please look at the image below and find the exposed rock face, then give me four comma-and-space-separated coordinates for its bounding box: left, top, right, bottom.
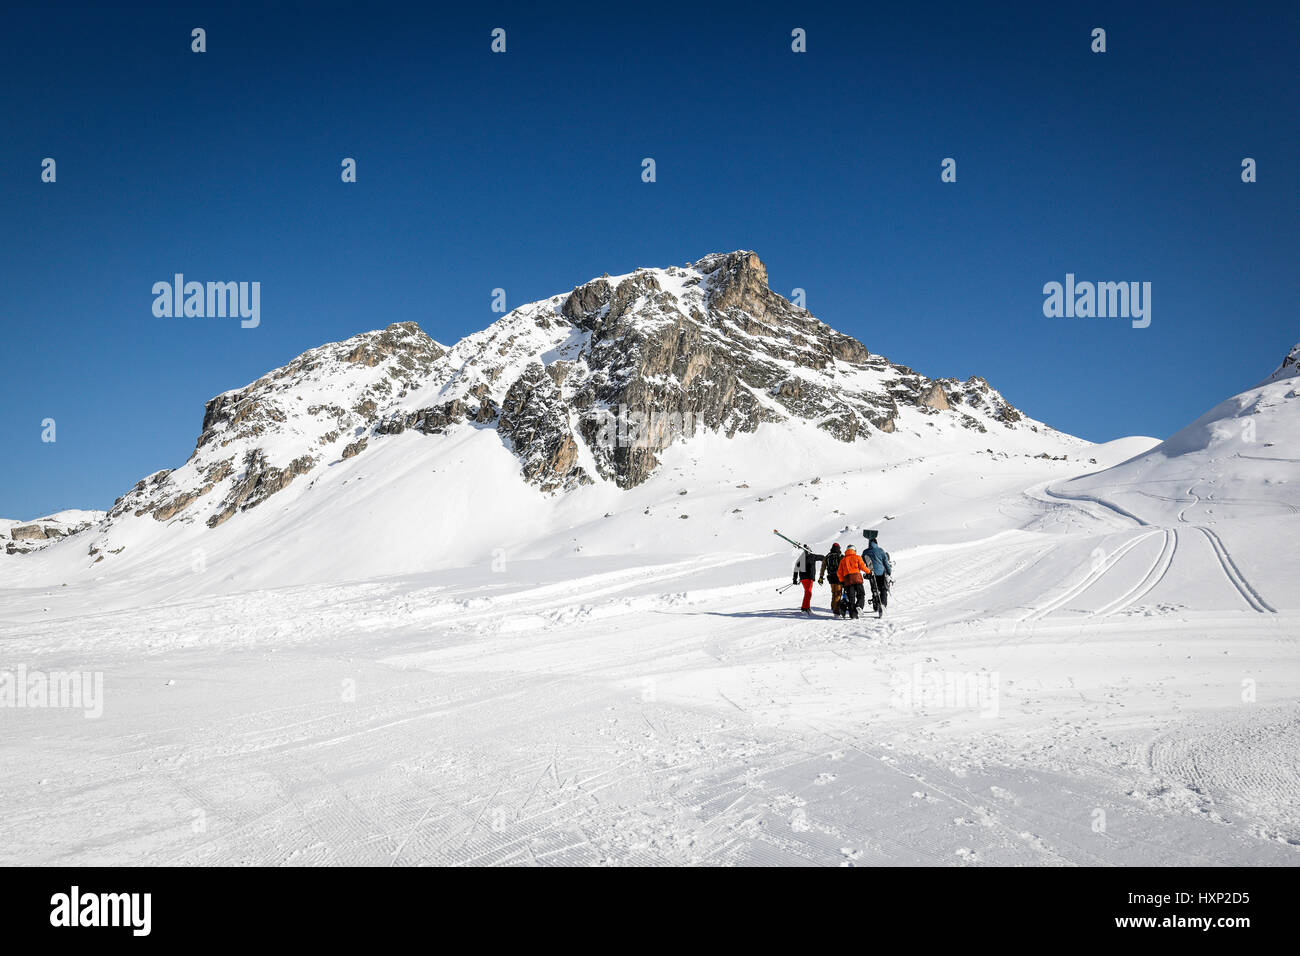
920, 383, 951, 411
948, 376, 1024, 424
206, 451, 317, 528
375, 395, 497, 437
63, 251, 1047, 560
1, 511, 104, 555
497, 362, 590, 491
10, 524, 53, 541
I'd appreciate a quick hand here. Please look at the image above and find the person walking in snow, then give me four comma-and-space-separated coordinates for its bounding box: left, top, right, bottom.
792, 546, 824, 616
819, 542, 844, 618
863, 537, 893, 613
836, 544, 869, 619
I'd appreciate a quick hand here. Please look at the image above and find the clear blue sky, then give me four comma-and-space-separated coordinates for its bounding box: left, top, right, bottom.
2, 1, 1297, 519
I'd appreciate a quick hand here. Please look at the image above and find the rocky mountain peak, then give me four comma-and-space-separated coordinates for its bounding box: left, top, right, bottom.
697, 249, 774, 317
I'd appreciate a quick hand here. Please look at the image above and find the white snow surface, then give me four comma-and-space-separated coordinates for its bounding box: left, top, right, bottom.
1, 344, 1297, 864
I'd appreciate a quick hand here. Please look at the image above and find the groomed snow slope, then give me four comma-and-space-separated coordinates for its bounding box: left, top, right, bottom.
1045, 349, 1300, 612
1053, 364, 1300, 527
3, 415, 1298, 865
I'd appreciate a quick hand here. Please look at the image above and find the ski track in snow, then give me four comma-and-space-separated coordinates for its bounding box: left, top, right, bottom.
1019, 530, 1163, 622
1092, 528, 1178, 618
1196, 526, 1277, 614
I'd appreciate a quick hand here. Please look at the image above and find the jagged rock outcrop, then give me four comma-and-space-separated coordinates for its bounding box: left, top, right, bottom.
949, 376, 1024, 424
375, 394, 498, 437
498, 362, 591, 491
10, 524, 53, 541
919, 383, 951, 411
206, 450, 317, 528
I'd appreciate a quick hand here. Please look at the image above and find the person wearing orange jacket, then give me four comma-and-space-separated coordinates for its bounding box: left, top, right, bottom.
836, 545, 870, 620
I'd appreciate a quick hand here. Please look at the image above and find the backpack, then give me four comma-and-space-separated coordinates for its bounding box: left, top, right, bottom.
824, 550, 842, 581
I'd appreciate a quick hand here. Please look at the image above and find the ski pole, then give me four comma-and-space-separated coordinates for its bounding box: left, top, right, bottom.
775, 581, 798, 594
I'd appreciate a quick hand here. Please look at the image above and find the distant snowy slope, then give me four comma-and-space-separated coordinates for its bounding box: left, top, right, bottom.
1080, 435, 1162, 469
1052, 343, 1300, 527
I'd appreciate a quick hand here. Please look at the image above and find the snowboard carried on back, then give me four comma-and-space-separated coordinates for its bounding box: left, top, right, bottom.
862, 530, 886, 618
870, 577, 887, 617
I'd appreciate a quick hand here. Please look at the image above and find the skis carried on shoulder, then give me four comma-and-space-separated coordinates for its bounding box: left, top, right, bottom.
773, 529, 809, 550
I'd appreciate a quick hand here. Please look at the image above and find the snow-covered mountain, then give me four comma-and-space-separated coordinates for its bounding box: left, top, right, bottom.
119, 250, 1049, 514
4, 251, 1081, 588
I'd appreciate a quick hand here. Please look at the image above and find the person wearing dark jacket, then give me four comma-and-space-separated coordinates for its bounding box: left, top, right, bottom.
818, 543, 844, 617
792, 547, 824, 615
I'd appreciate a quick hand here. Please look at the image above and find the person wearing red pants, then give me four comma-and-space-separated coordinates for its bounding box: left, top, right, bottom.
791, 547, 824, 616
